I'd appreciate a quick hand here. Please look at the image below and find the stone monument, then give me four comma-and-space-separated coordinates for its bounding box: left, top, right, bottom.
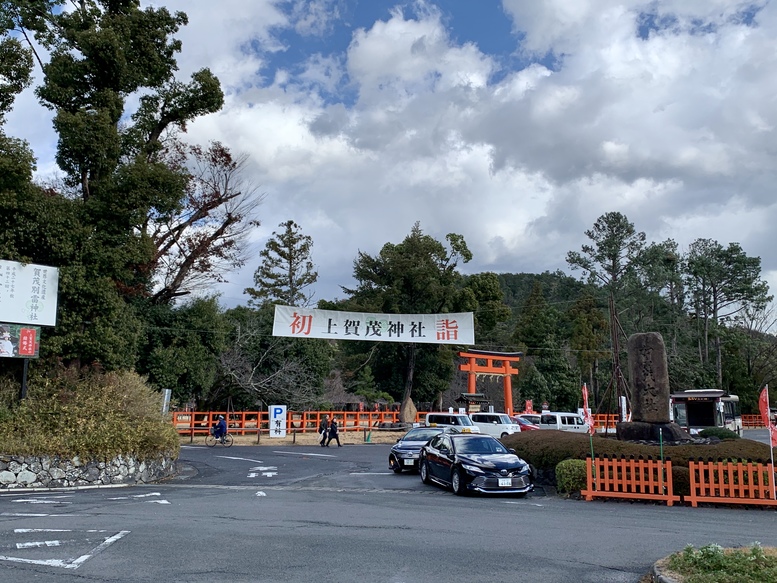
616, 332, 692, 442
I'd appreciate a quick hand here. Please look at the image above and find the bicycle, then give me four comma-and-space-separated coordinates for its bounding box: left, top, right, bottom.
205, 432, 234, 447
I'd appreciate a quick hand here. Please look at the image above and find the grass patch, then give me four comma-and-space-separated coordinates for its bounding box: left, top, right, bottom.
0, 369, 179, 461
665, 543, 777, 583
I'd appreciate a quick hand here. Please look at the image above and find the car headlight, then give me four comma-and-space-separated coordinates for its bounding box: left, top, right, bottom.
460, 463, 485, 474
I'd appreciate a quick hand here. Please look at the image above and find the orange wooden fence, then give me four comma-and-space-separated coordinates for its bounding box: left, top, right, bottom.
589, 414, 766, 430
743, 414, 766, 428
582, 455, 681, 506
686, 459, 777, 507
171, 410, 427, 437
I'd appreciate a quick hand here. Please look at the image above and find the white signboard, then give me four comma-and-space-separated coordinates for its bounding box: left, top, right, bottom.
269, 405, 287, 438
272, 305, 474, 345
0, 260, 59, 326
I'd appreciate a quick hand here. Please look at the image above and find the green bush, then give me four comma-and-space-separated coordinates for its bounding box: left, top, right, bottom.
667, 543, 777, 583
698, 427, 740, 440
502, 430, 771, 486
555, 459, 587, 493
0, 369, 179, 461
671, 465, 691, 497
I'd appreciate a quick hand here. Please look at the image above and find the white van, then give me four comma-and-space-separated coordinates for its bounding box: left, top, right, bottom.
469, 412, 522, 438
537, 412, 589, 433
424, 413, 480, 433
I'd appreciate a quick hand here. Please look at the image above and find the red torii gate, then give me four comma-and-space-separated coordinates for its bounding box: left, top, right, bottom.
458, 350, 522, 417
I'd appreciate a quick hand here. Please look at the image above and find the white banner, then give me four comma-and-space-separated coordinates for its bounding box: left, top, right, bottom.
272, 305, 474, 345
0, 260, 59, 326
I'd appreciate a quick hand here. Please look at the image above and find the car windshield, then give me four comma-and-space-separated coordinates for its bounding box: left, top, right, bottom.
497, 415, 513, 424
458, 417, 475, 426
514, 417, 533, 427
402, 428, 440, 441
455, 437, 508, 455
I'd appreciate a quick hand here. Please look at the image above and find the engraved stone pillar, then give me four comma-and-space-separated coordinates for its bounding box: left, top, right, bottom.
627, 332, 670, 424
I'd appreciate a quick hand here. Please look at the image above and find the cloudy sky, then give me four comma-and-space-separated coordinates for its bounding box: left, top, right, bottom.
6, 0, 777, 308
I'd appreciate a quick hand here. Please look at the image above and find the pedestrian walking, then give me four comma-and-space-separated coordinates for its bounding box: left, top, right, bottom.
326, 417, 342, 447
318, 415, 329, 447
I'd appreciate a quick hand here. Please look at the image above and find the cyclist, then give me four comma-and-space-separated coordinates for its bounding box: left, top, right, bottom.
212, 415, 227, 443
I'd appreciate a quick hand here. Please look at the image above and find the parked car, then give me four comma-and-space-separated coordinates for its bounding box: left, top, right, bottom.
424, 412, 480, 433
389, 426, 457, 473
536, 411, 590, 433
516, 413, 542, 426
511, 416, 540, 431
418, 433, 534, 496
469, 412, 522, 438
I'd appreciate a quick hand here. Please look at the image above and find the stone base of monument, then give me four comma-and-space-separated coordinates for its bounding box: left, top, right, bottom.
616, 421, 693, 443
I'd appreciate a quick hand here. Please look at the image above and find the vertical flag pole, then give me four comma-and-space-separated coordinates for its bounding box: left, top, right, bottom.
582, 384, 596, 488
759, 385, 776, 500
768, 385, 776, 500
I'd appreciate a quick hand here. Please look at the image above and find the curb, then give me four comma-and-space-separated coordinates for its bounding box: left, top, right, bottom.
651, 558, 681, 583
0, 483, 130, 493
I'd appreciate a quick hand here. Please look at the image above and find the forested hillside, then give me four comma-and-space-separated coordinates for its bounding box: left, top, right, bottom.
1, 2, 775, 418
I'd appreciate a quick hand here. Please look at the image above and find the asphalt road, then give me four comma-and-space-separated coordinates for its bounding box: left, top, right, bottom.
2, 432, 777, 582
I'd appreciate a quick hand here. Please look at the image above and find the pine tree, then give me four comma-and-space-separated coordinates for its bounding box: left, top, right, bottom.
244, 220, 318, 307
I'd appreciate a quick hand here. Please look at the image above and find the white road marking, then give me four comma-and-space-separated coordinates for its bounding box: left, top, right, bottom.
255, 492, 266, 497
15, 529, 71, 533
11, 499, 72, 505
217, 456, 264, 463
14, 529, 107, 533
68, 531, 130, 569
1, 513, 80, 517
17, 540, 64, 548
501, 501, 544, 507
261, 472, 277, 477
0, 530, 130, 570
247, 473, 257, 478
350, 472, 393, 475
249, 466, 277, 471
272, 451, 334, 457
150, 500, 170, 504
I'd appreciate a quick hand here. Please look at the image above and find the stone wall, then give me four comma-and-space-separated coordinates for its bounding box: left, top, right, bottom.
0, 453, 178, 489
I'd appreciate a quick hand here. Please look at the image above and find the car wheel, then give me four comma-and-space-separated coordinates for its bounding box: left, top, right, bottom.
391, 456, 403, 473
420, 460, 431, 484
451, 467, 467, 496
501, 432, 509, 439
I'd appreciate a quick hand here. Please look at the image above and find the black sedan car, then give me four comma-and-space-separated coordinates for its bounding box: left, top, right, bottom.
389, 426, 456, 473
419, 433, 534, 496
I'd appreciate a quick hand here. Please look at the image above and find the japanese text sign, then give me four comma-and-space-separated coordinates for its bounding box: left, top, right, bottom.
0, 260, 59, 326
272, 305, 474, 345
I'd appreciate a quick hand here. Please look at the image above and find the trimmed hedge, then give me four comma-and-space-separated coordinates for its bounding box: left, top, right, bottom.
555, 459, 587, 493
503, 430, 771, 487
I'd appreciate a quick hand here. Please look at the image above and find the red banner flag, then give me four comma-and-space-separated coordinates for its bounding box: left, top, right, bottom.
582, 384, 596, 436
758, 387, 777, 447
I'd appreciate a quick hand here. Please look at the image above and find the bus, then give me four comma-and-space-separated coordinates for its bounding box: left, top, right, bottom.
669, 389, 743, 436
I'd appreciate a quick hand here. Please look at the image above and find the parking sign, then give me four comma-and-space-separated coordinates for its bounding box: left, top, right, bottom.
269, 405, 287, 438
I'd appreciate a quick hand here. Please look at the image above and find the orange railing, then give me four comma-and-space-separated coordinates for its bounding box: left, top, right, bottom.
686, 459, 777, 508
743, 414, 766, 428
171, 410, 430, 438
582, 455, 680, 506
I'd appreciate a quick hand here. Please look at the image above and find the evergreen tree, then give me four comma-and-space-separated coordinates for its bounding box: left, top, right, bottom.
244, 220, 317, 307
340, 223, 473, 417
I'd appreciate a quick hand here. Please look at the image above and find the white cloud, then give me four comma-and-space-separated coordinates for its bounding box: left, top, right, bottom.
5, 0, 777, 309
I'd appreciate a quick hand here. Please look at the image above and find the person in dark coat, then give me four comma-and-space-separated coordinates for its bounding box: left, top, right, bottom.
318, 415, 329, 447
326, 418, 342, 447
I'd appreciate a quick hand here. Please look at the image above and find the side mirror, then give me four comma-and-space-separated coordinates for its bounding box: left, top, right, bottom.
396, 438, 401, 443
508, 448, 516, 454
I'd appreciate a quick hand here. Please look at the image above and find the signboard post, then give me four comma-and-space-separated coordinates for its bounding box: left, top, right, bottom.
0, 260, 59, 400
269, 405, 287, 438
